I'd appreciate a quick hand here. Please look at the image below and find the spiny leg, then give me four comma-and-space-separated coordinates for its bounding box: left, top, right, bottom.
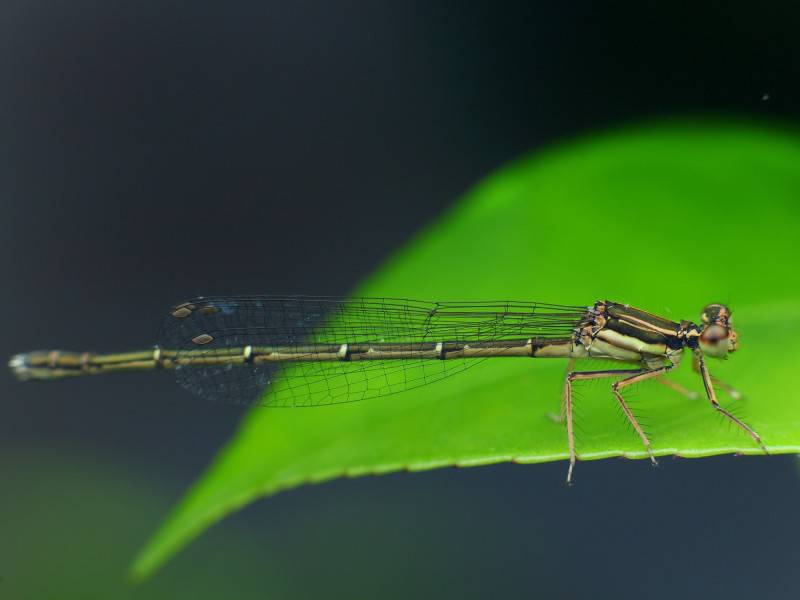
656, 376, 699, 400
612, 365, 676, 466
564, 372, 576, 484
693, 354, 742, 400
694, 352, 766, 452
563, 367, 649, 485
549, 359, 576, 424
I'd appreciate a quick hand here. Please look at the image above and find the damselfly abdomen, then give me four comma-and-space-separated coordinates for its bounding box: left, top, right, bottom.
9, 296, 764, 483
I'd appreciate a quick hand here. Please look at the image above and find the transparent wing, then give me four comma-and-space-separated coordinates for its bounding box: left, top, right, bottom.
158, 295, 587, 407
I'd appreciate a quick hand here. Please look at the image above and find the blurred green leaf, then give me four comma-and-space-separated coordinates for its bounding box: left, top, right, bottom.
133, 119, 800, 580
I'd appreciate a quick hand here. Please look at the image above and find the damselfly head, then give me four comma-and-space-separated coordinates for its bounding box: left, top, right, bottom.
699, 303, 738, 357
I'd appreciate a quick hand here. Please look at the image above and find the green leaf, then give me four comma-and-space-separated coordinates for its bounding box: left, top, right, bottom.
132, 119, 800, 580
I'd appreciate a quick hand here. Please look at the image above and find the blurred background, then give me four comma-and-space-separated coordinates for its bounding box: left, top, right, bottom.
2, 1, 800, 598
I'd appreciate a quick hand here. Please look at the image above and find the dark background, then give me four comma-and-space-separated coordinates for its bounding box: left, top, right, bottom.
2, 2, 799, 598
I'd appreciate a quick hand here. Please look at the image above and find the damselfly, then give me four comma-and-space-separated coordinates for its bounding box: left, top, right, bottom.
9, 296, 764, 482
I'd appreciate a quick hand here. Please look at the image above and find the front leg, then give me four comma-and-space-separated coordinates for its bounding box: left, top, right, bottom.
694, 351, 766, 452
693, 354, 742, 400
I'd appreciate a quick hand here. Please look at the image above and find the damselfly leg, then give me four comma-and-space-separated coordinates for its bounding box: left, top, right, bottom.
695, 352, 766, 453
548, 359, 575, 424
564, 367, 666, 484
656, 376, 700, 400
692, 354, 743, 400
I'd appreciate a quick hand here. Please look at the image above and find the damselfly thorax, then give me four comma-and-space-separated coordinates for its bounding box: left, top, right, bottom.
9, 297, 762, 483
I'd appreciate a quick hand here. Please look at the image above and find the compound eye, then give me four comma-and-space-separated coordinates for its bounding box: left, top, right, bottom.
701, 304, 731, 326
701, 324, 728, 344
